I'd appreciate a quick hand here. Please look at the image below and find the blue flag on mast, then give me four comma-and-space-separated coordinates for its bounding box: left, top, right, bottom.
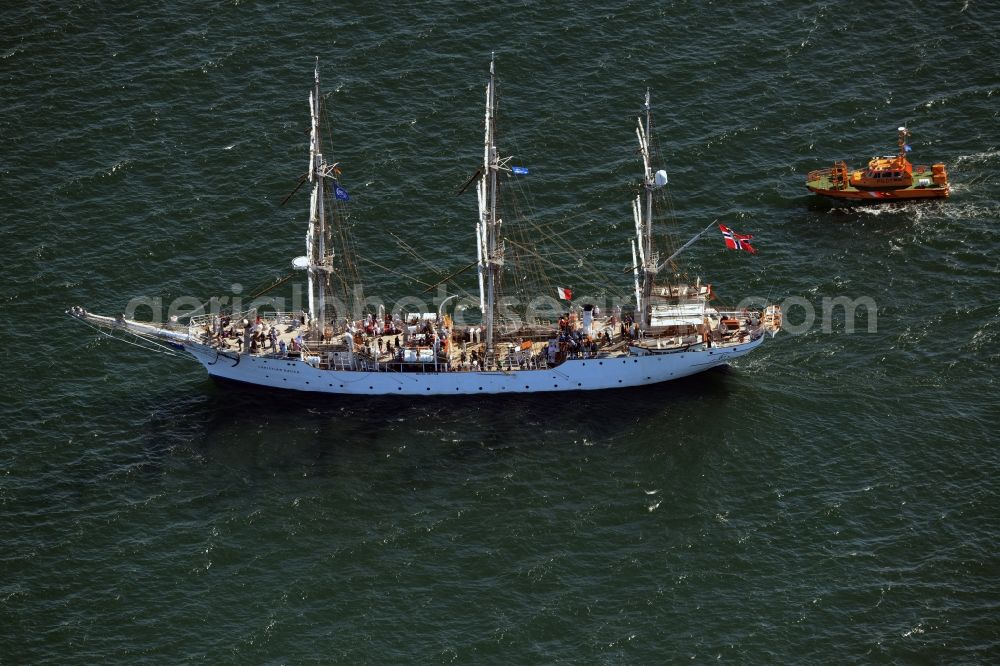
334, 183, 350, 201
512, 166, 529, 175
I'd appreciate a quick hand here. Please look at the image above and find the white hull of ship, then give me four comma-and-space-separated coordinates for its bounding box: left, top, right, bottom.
183, 335, 764, 396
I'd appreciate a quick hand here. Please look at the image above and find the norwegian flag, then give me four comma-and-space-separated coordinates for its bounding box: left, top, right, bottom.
556, 287, 573, 301
719, 224, 757, 254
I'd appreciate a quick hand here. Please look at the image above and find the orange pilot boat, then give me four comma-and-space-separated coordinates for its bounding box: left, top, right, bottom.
806, 127, 949, 202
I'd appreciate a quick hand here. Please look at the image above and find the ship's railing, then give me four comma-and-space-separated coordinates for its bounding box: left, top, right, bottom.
195, 310, 735, 371
188, 310, 306, 330
271, 342, 629, 374
715, 309, 762, 319
807, 161, 850, 188
336, 345, 559, 374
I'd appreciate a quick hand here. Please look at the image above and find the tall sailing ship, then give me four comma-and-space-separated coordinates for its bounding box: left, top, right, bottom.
69, 57, 780, 396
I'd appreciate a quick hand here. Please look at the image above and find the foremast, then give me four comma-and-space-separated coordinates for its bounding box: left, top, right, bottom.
306, 57, 332, 331
633, 90, 658, 330
476, 55, 503, 353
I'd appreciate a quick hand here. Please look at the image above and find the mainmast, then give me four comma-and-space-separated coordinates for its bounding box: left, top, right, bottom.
306, 57, 330, 330
477, 55, 502, 352
633, 90, 658, 329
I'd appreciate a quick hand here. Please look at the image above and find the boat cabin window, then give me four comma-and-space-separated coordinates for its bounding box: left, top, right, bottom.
864, 169, 904, 180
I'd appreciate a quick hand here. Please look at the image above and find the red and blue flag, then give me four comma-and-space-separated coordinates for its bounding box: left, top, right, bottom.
719, 224, 757, 254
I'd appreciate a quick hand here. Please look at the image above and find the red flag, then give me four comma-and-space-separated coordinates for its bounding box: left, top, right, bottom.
719, 224, 757, 254
556, 287, 573, 300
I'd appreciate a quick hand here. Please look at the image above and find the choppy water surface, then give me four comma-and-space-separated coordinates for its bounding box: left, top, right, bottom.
2, 2, 998, 662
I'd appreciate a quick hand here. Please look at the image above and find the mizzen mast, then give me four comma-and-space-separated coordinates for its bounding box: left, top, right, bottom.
633, 89, 658, 329
306, 57, 331, 330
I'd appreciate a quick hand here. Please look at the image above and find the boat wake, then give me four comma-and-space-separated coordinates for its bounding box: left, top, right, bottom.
954, 149, 1000, 167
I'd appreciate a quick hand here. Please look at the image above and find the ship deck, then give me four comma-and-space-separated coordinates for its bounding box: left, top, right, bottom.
190, 309, 772, 374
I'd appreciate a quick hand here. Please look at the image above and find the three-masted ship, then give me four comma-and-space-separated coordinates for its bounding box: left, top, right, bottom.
69, 57, 780, 396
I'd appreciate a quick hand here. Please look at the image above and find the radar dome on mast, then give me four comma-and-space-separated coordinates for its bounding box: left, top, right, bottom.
654, 170, 668, 188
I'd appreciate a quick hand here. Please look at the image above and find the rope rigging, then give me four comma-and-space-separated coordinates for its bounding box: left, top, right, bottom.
72, 314, 187, 359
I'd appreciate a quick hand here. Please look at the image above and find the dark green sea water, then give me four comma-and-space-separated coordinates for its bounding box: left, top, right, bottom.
3, 2, 999, 663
